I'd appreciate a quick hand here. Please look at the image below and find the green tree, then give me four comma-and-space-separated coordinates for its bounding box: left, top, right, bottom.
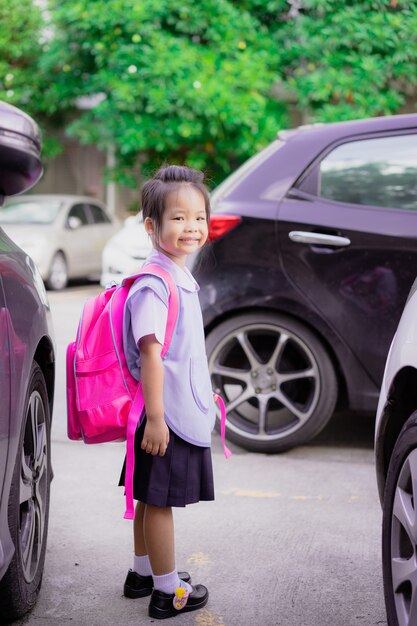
276, 0, 417, 122
36, 0, 287, 186
0, 0, 63, 159
0, 0, 43, 110
3, 1, 416, 187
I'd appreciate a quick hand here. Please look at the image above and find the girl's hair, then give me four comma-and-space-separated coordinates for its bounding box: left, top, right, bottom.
141, 165, 211, 245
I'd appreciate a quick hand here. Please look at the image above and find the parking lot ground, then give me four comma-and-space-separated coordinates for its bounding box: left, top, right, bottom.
11, 286, 386, 626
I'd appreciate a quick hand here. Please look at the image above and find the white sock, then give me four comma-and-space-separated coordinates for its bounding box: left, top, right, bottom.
153, 569, 192, 595
133, 554, 152, 577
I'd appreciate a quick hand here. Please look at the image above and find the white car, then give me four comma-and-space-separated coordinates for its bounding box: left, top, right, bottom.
0, 194, 120, 290
375, 278, 417, 626
100, 213, 151, 286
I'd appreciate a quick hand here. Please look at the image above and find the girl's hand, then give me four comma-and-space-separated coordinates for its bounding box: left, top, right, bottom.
141, 419, 170, 456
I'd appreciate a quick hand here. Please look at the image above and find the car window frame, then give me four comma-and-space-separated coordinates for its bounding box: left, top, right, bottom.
84, 202, 111, 225
291, 128, 417, 212
66, 202, 90, 228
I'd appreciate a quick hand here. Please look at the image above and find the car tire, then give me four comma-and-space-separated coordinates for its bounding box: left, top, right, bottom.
0, 362, 52, 622
382, 411, 417, 626
46, 251, 68, 290
206, 312, 338, 452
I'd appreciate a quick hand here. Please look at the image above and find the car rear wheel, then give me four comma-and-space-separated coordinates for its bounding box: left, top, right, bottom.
46, 251, 67, 290
0, 362, 51, 622
382, 411, 417, 626
206, 312, 338, 452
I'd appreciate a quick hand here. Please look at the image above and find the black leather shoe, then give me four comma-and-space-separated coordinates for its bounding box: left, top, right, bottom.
123, 570, 191, 599
148, 584, 209, 619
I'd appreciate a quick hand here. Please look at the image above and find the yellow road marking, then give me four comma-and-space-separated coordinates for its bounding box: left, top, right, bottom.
222, 488, 281, 498
195, 608, 225, 625
222, 488, 364, 502
187, 551, 210, 565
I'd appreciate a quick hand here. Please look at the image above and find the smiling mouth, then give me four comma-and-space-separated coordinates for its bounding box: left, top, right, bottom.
180, 238, 200, 243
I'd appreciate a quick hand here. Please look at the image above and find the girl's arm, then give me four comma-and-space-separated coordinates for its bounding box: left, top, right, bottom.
139, 334, 169, 456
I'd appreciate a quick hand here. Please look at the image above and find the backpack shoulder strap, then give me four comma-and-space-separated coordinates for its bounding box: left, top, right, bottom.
137, 264, 179, 358
123, 265, 179, 520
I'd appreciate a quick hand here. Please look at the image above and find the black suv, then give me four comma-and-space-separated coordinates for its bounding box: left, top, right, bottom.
192, 113, 417, 453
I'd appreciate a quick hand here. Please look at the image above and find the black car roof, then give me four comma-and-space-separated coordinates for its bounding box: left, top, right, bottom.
279, 113, 417, 144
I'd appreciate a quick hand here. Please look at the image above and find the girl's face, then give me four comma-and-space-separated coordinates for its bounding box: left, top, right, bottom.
145, 184, 209, 267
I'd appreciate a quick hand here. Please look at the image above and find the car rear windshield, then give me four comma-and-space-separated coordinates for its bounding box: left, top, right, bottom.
210, 139, 285, 208
0, 200, 63, 224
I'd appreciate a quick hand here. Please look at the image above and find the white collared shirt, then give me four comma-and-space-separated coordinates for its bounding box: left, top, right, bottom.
123, 248, 215, 446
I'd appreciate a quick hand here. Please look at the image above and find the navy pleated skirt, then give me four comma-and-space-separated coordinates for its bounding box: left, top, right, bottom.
119, 417, 215, 507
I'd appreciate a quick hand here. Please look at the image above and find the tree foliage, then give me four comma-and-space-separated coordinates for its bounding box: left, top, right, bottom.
277, 0, 417, 121
0, 0, 43, 108
0, 1, 416, 186
36, 0, 287, 185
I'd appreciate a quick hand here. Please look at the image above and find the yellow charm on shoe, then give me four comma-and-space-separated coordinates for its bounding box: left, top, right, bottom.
173, 586, 189, 610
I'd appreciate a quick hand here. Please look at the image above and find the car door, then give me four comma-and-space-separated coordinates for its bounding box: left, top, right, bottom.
84, 203, 115, 273
278, 131, 417, 386
64, 202, 92, 275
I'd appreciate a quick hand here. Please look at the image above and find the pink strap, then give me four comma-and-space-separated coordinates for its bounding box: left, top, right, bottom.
122, 269, 231, 520
124, 391, 231, 518
124, 384, 144, 519
123, 266, 179, 520
214, 394, 232, 459
138, 264, 179, 358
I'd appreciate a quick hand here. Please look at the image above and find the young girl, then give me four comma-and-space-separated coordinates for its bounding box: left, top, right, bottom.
119, 165, 216, 619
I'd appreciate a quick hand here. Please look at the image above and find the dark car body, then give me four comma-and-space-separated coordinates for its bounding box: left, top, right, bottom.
192, 113, 417, 452
0, 102, 55, 620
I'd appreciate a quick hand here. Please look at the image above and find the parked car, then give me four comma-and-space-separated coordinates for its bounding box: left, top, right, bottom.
189, 113, 417, 453
100, 213, 151, 286
0, 194, 120, 290
0, 102, 55, 621
375, 279, 417, 626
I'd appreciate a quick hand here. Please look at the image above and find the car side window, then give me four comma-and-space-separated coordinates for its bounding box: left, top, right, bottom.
87, 203, 111, 224
319, 134, 417, 210
68, 203, 89, 225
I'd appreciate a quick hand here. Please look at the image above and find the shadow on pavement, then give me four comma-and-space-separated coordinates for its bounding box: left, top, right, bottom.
311, 410, 375, 450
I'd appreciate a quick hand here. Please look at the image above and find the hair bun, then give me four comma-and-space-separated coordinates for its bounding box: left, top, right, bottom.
155, 165, 205, 184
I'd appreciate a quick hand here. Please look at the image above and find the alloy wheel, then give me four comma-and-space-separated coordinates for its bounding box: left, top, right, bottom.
208, 322, 321, 444
390, 448, 417, 626
47, 252, 67, 290
19, 390, 49, 583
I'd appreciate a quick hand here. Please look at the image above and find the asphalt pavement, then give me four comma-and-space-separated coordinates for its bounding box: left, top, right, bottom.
12, 283, 387, 626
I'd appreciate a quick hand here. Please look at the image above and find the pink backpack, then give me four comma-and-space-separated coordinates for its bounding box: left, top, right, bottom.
66, 265, 230, 520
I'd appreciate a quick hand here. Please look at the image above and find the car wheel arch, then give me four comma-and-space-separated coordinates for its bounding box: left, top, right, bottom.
34, 337, 55, 410
47, 248, 67, 269
376, 366, 417, 502
46, 250, 68, 290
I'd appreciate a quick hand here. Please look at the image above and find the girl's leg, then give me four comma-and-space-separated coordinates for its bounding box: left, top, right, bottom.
133, 500, 147, 556
123, 502, 153, 598
130, 501, 153, 577
143, 504, 175, 575
145, 504, 208, 618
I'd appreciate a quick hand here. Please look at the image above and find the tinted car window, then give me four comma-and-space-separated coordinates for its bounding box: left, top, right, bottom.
319, 134, 417, 210
68, 203, 89, 225
87, 203, 111, 224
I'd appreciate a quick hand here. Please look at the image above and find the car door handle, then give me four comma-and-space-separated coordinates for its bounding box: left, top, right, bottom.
289, 231, 351, 247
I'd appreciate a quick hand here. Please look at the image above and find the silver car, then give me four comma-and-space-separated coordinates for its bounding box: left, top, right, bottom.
0, 194, 120, 290
375, 278, 417, 626
0, 102, 56, 620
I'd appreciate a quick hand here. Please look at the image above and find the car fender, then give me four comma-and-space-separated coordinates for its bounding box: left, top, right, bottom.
0, 250, 54, 580
375, 288, 417, 503
201, 281, 378, 413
